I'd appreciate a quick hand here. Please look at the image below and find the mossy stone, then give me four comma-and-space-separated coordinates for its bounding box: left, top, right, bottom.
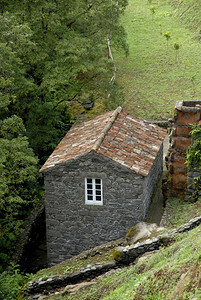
126, 225, 138, 239
112, 248, 123, 261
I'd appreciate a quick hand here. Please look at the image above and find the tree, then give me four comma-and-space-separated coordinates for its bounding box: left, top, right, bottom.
0, 1, 128, 161
0, 116, 42, 270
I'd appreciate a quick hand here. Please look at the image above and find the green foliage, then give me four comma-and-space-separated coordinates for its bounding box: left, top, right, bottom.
186, 123, 201, 169
0, 264, 31, 300
186, 123, 201, 201
174, 43, 180, 51
0, 116, 42, 269
104, 81, 125, 110
163, 31, 171, 45
150, 5, 156, 18
0, 1, 128, 160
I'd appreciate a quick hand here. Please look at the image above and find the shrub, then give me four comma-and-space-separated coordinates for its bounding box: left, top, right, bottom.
0, 264, 31, 300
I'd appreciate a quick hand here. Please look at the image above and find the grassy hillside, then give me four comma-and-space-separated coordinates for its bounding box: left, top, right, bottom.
170, 0, 201, 32
102, 225, 201, 300
116, 0, 201, 120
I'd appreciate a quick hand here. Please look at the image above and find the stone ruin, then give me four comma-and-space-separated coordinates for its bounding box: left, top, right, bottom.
166, 100, 201, 199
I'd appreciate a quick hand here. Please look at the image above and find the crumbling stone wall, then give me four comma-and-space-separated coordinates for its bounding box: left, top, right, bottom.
166, 100, 201, 198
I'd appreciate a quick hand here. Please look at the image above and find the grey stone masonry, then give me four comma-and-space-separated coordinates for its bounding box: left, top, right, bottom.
44, 150, 162, 266
185, 164, 201, 202
143, 144, 163, 217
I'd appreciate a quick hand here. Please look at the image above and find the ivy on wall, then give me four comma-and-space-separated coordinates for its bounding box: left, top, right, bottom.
186, 123, 201, 201
186, 123, 201, 169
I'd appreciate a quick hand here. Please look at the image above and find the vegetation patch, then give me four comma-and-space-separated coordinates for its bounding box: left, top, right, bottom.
170, 0, 201, 32
162, 197, 201, 228
115, 0, 201, 120
186, 123, 201, 169
185, 123, 201, 201
32, 248, 114, 281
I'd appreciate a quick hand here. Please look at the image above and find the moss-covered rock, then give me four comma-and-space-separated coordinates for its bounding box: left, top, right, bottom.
126, 222, 164, 245
112, 247, 124, 262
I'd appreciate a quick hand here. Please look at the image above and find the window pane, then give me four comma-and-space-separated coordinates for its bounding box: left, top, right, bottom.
85, 178, 102, 205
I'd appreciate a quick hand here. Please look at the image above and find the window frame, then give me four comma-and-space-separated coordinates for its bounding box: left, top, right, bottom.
85, 178, 103, 205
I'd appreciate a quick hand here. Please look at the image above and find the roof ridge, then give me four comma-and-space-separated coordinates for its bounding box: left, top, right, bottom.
92, 106, 122, 152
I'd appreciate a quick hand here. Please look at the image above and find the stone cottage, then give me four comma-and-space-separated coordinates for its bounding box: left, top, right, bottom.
40, 107, 166, 266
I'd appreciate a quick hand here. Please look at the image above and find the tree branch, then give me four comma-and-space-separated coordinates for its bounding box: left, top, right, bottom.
53, 94, 78, 109
66, 4, 93, 29
107, 35, 117, 83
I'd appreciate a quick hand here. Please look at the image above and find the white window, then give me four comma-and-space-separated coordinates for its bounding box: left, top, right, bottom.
85, 178, 103, 205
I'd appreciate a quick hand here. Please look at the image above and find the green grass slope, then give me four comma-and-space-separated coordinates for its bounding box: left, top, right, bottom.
116, 0, 201, 120
171, 0, 201, 32
103, 226, 201, 300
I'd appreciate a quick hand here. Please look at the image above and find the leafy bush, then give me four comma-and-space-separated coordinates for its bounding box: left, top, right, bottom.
186, 123, 201, 169
186, 123, 201, 201
0, 116, 42, 269
0, 264, 31, 300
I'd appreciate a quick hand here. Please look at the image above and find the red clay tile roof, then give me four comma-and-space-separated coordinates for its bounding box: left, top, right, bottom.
40, 107, 166, 176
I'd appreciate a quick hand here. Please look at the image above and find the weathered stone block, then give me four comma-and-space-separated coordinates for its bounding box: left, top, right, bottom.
171, 174, 187, 190
172, 137, 191, 151
173, 125, 191, 138
176, 110, 200, 125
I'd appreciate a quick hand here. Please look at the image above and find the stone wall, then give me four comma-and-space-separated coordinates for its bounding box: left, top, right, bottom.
185, 165, 201, 202
44, 144, 164, 266
44, 151, 147, 266
143, 144, 163, 217
166, 100, 201, 198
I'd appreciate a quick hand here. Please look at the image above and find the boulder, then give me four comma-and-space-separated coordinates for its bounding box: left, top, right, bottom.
126, 222, 164, 245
